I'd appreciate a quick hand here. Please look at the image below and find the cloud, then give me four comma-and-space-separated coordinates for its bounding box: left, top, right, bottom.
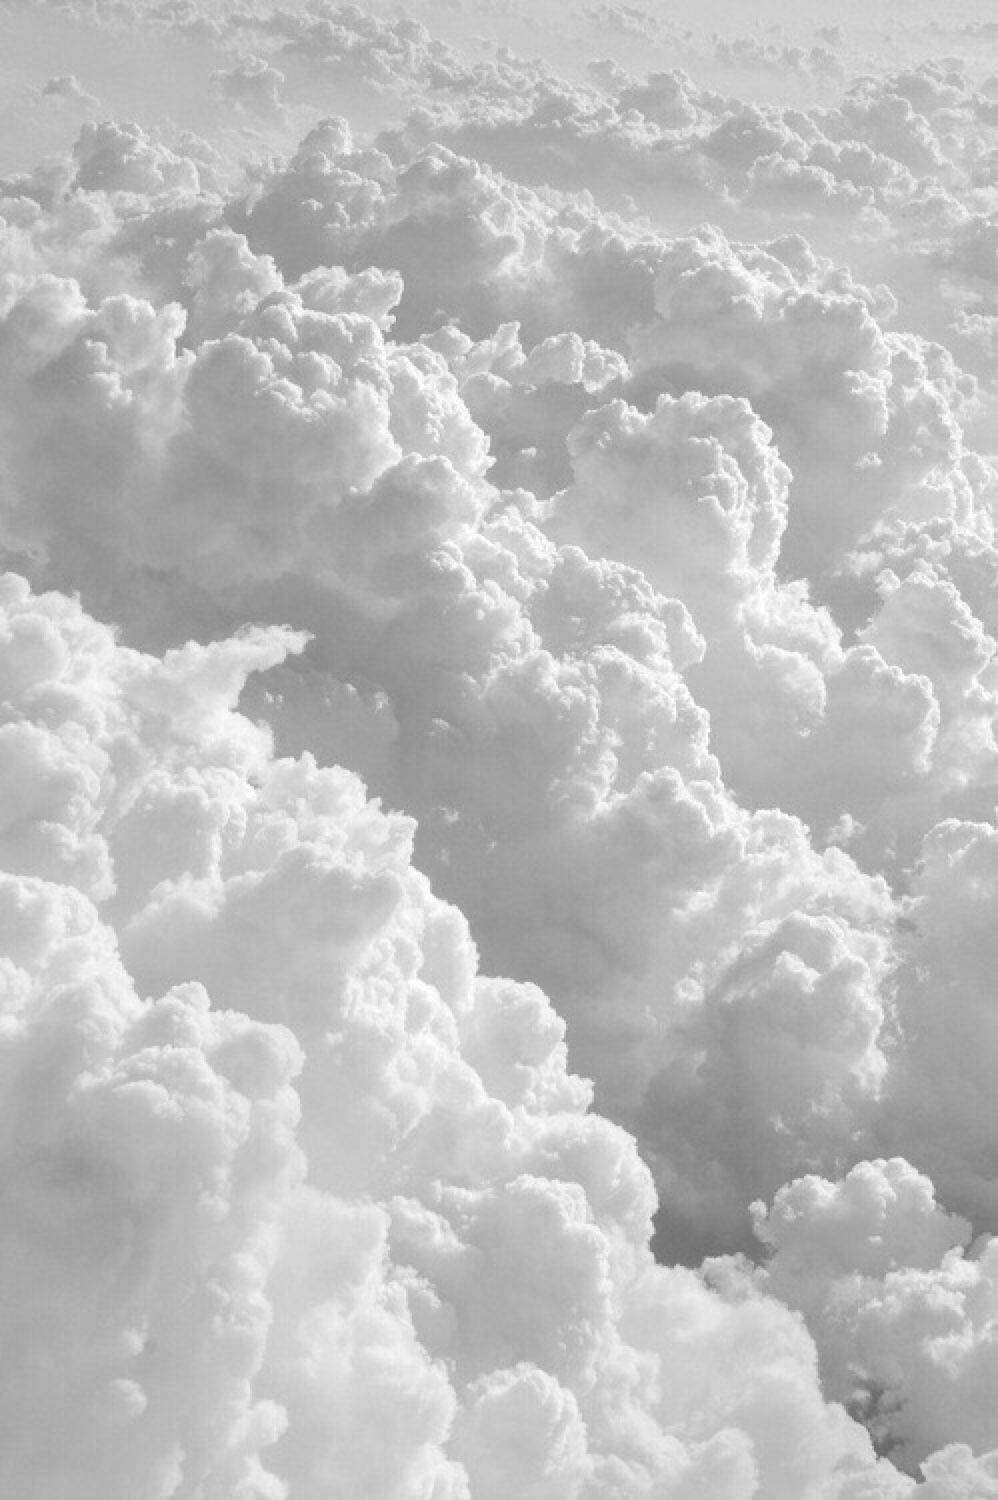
581, 3, 681, 44
879, 819, 998, 1228
0, 4, 996, 1486
0, 569, 937, 1497
211, 57, 288, 122
0, 122, 992, 1273
748, 1158, 998, 1472
41, 73, 100, 109
713, 36, 845, 83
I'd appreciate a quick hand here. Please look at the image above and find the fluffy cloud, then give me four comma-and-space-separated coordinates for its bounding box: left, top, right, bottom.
0, 114, 992, 1267
881, 819, 998, 1226
748, 1159, 998, 1473
0, 2, 996, 1487
0, 571, 929, 1498
713, 37, 845, 83
41, 73, 100, 109
211, 57, 288, 123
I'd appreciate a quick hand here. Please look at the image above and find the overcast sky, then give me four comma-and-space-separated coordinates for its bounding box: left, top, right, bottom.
1, 0, 996, 1496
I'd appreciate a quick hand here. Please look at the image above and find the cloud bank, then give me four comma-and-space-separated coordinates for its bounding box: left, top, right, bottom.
0, 1, 995, 1494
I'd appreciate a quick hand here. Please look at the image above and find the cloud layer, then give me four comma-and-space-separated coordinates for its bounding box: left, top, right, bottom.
0, 2, 995, 1493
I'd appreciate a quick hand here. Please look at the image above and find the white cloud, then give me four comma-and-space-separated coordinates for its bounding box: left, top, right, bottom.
41, 73, 100, 109
0, 569, 938, 1497
211, 57, 288, 122
0, 115, 992, 1267
0, 3, 996, 1487
749, 1159, 998, 1472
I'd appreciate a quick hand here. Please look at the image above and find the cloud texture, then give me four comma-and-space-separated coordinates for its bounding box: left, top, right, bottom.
0, 1, 995, 1493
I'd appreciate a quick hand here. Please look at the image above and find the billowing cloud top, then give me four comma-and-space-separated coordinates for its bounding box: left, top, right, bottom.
0, 1, 996, 1496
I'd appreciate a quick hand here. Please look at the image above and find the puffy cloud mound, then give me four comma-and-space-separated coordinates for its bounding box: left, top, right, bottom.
0, 2, 996, 1488
0, 571, 934, 1498
0, 98, 993, 1211
747, 1159, 998, 1474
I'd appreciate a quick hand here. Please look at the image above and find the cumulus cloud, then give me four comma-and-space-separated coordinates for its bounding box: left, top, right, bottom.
746, 1158, 998, 1472
0, 570, 933, 1498
211, 57, 288, 123
0, 0, 996, 1491
41, 73, 100, 109
0, 90, 993, 1241
713, 36, 845, 83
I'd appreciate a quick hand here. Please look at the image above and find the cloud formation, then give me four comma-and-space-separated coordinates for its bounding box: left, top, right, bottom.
0, 570, 925, 1498
0, 0, 996, 1491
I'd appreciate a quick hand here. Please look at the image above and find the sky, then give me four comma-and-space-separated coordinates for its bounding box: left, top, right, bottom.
0, 0, 996, 1496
